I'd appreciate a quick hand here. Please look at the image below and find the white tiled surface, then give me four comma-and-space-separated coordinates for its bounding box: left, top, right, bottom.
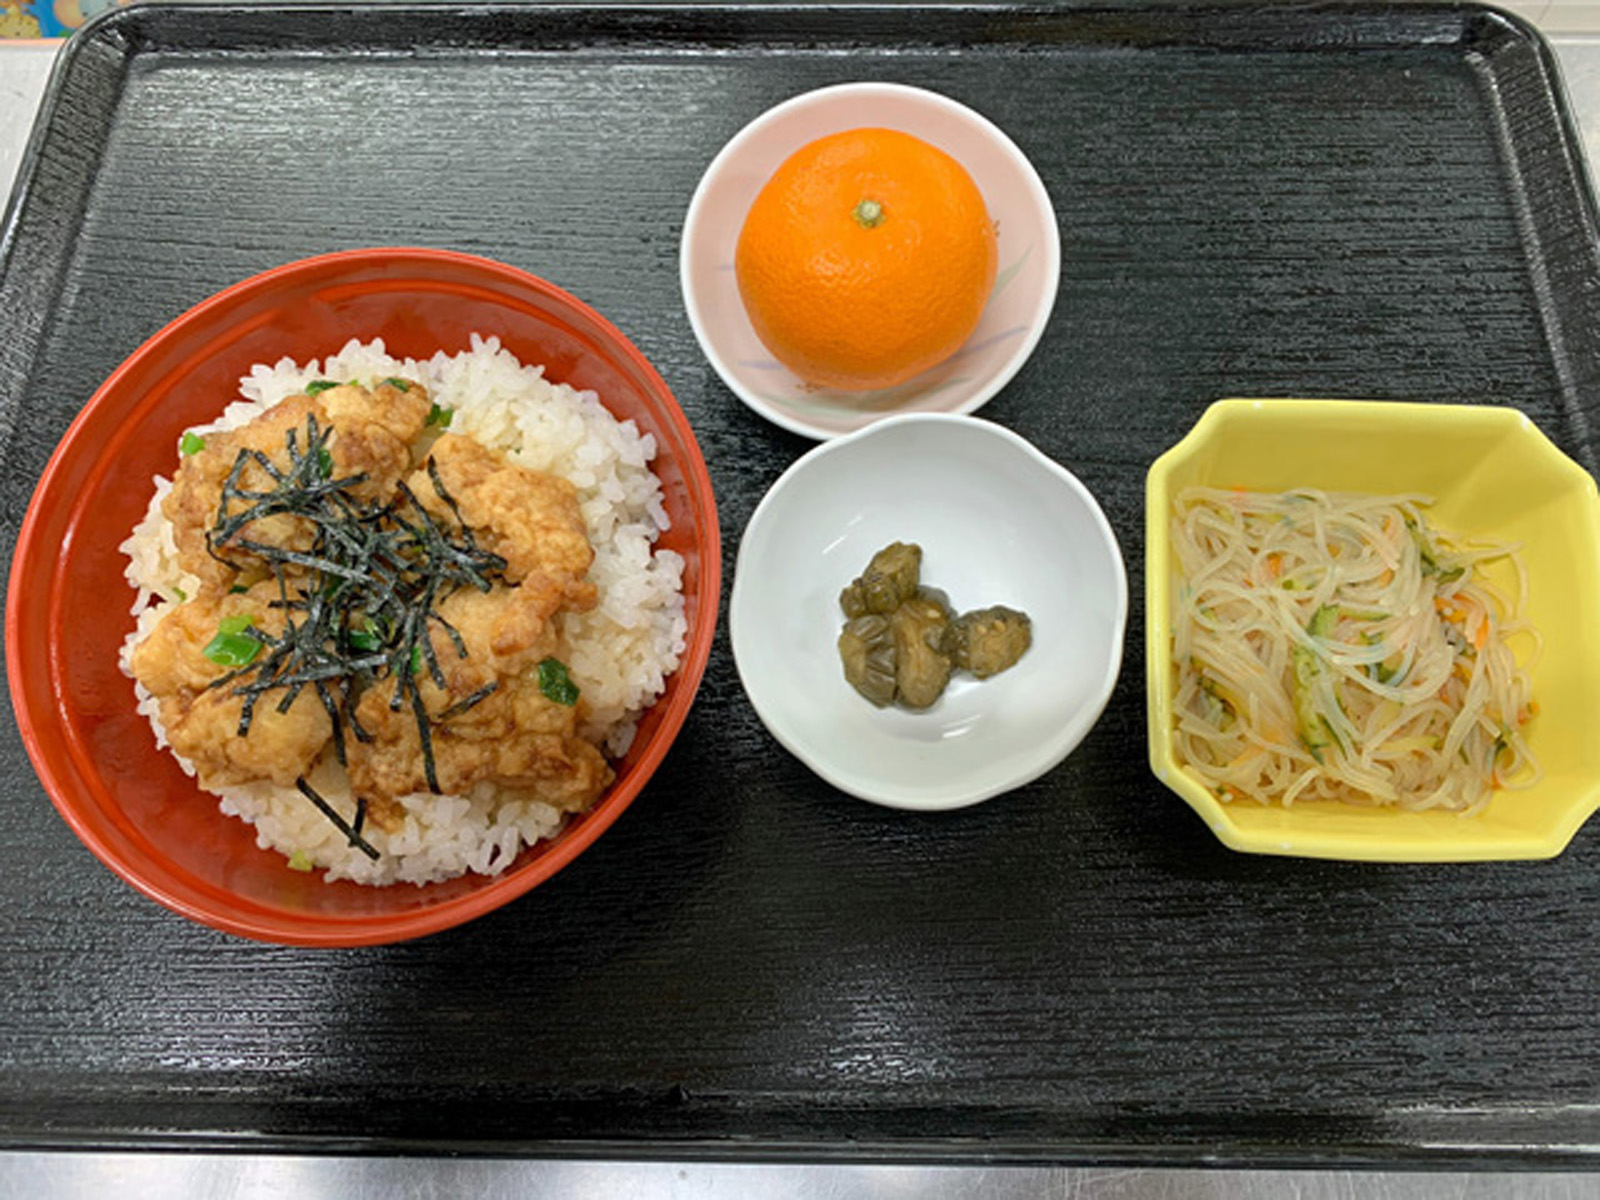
1504, 0, 1600, 31
0, 40, 52, 205
1554, 34, 1600, 181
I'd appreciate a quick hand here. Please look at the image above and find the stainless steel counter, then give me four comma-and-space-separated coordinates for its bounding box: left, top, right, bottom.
8, 1156, 1600, 1197
4, 16, 1600, 1200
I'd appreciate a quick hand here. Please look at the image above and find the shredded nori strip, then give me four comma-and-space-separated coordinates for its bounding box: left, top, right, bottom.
203, 415, 510, 852
437, 681, 499, 721
295, 778, 380, 861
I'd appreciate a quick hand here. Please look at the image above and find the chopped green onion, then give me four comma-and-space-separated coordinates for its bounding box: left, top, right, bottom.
180, 432, 206, 455
173, 586, 187, 603
382, 377, 412, 393
217, 613, 254, 636
229, 584, 249, 595
305, 380, 338, 396
204, 629, 262, 668
410, 645, 424, 676
317, 447, 334, 478
537, 657, 580, 706
287, 850, 314, 873
348, 618, 382, 652
426, 403, 453, 429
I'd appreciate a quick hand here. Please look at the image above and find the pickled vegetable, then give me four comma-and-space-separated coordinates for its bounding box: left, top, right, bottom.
944, 605, 1032, 679
839, 614, 897, 707
891, 589, 954, 709
836, 542, 1032, 710
840, 541, 922, 618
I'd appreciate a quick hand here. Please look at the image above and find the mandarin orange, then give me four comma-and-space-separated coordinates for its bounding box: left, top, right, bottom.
734, 127, 998, 392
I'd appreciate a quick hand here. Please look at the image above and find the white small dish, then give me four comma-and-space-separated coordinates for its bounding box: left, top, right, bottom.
681, 82, 1062, 441
730, 413, 1127, 810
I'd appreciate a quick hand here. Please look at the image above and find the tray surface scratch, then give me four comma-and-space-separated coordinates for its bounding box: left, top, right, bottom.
3, 2, 1600, 1163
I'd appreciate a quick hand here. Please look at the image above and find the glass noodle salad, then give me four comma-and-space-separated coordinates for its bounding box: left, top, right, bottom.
1169, 488, 1540, 814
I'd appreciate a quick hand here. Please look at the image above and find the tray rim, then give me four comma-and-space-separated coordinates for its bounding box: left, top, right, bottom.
5, 0, 1600, 1166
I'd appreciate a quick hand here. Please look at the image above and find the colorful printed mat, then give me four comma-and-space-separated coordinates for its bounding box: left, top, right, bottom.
1, 0, 128, 37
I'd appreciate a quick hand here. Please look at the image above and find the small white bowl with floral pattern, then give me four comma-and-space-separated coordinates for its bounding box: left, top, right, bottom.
681, 81, 1061, 441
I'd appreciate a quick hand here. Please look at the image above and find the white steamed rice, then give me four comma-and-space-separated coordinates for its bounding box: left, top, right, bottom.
119, 335, 687, 886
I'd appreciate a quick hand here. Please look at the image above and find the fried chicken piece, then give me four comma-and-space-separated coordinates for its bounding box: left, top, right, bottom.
164, 394, 322, 592
319, 379, 433, 503
127, 581, 333, 789
427, 583, 570, 674
163, 380, 432, 589
345, 583, 612, 824
168, 686, 333, 790
350, 676, 613, 825
414, 433, 596, 610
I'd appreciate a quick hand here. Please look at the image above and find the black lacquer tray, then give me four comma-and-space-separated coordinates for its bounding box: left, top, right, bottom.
4, 0, 1600, 1164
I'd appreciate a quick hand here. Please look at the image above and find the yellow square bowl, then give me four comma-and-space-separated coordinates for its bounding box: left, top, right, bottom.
1145, 398, 1600, 861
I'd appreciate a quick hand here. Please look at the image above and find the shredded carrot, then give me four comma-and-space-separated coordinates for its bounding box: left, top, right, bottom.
1264, 552, 1283, 580
1435, 594, 1489, 649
